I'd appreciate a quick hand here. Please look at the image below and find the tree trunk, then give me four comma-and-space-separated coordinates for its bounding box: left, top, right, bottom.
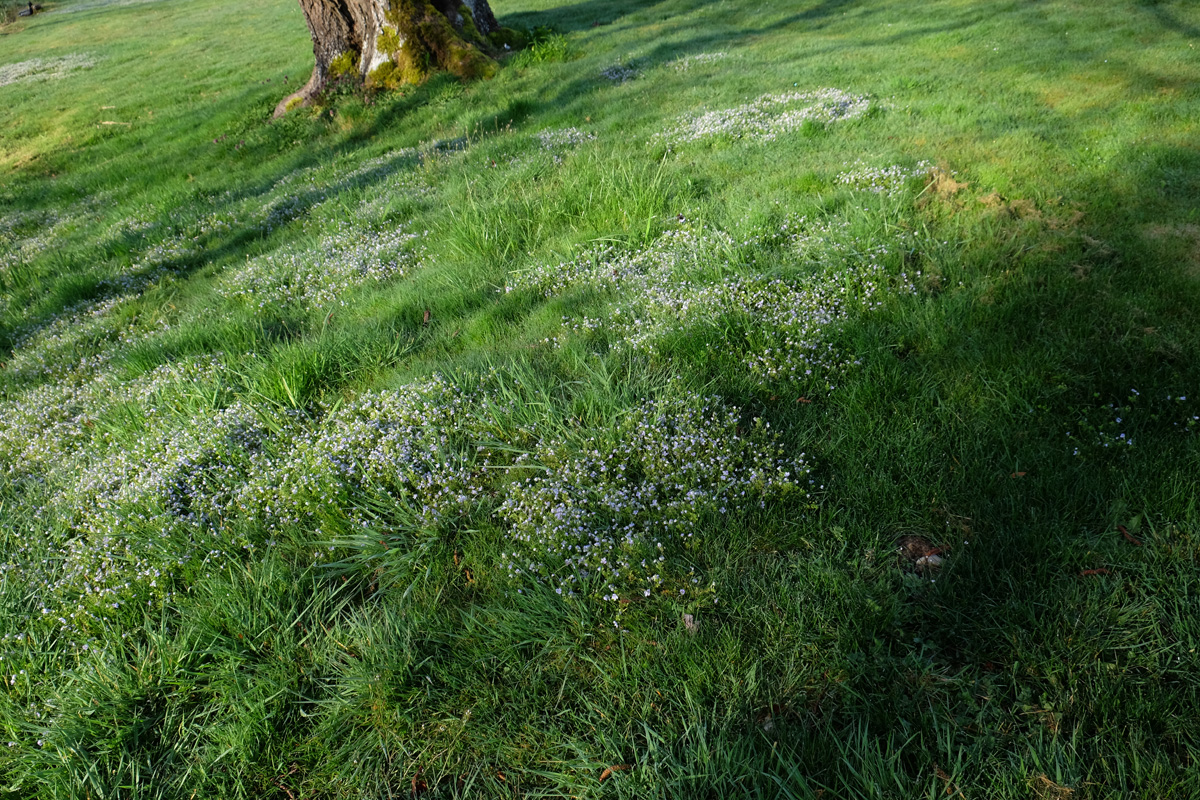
276, 0, 513, 118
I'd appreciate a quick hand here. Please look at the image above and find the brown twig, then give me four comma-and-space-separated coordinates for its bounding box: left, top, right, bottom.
934, 763, 966, 798
1118, 525, 1142, 546
272, 765, 299, 800
599, 764, 630, 782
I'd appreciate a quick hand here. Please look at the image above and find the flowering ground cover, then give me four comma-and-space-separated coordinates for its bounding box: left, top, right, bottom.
0, 54, 96, 88
2, 0, 1200, 796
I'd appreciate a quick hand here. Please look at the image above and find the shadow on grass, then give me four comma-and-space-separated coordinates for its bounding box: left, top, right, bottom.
749, 139, 1200, 792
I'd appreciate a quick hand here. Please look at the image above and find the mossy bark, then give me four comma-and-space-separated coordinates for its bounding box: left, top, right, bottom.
276, 0, 516, 117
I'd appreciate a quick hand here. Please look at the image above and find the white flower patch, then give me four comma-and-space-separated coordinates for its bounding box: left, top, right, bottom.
667, 52, 731, 72
234, 377, 492, 534
507, 226, 737, 297
600, 62, 640, 82
498, 391, 808, 601
260, 148, 432, 230
0, 207, 57, 243
658, 88, 870, 144
101, 211, 241, 294
102, 207, 162, 243
0, 381, 100, 480
0, 193, 115, 276
95, 154, 433, 294
52, 0, 168, 13
609, 269, 894, 388
24, 402, 279, 641
0, 394, 273, 647
120, 353, 229, 409
0, 54, 96, 89
836, 160, 933, 194
1066, 391, 1196, 458
66, 402, 273, 539
699, 275, 883, 386
218, 221, 427, 310
0, 312, 228, 481
257, 176, 333, 233
347, 150, 437, 219
4, 294, 139, 382
510, 224, 915, 389
535, 127, 597, 151
355, 171, 435, 220
0, 211, 65, 274
338, 148, 420, 185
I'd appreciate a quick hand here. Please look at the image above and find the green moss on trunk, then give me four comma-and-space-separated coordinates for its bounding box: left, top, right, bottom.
416, 4, 496, 80
488, 27, 529, 51
329, 51, 359, 79
372, 0, 500, 88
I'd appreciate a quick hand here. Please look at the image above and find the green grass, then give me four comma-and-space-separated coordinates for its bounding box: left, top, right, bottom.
2, 0, 1200, 796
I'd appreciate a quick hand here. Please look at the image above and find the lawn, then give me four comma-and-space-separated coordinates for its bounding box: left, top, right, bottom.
1, 0, 1199, 796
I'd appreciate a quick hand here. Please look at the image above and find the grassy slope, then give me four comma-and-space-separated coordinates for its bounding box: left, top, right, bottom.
1, 0, 1200, 797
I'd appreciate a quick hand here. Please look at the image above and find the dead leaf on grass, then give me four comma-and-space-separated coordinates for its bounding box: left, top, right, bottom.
1048, 208, 1085, 230
1142, 223, 1200, 279
599, 764, 630, 782
980, 191, 1040, 220
1032, 773, 1074, 799
934, 763, 966, 798
756, 702, 791, 732
926, 167, 968, 197
896, 534, 939, 561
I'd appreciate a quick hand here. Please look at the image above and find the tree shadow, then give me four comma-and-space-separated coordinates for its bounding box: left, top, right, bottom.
803, 134, 1200, 791
1141, 1, 1200, 39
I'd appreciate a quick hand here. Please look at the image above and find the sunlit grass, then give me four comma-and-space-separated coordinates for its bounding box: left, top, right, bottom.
1, 0, 1199, 795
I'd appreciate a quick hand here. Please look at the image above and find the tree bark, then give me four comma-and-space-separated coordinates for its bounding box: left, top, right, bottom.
276, 0, 510, 118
